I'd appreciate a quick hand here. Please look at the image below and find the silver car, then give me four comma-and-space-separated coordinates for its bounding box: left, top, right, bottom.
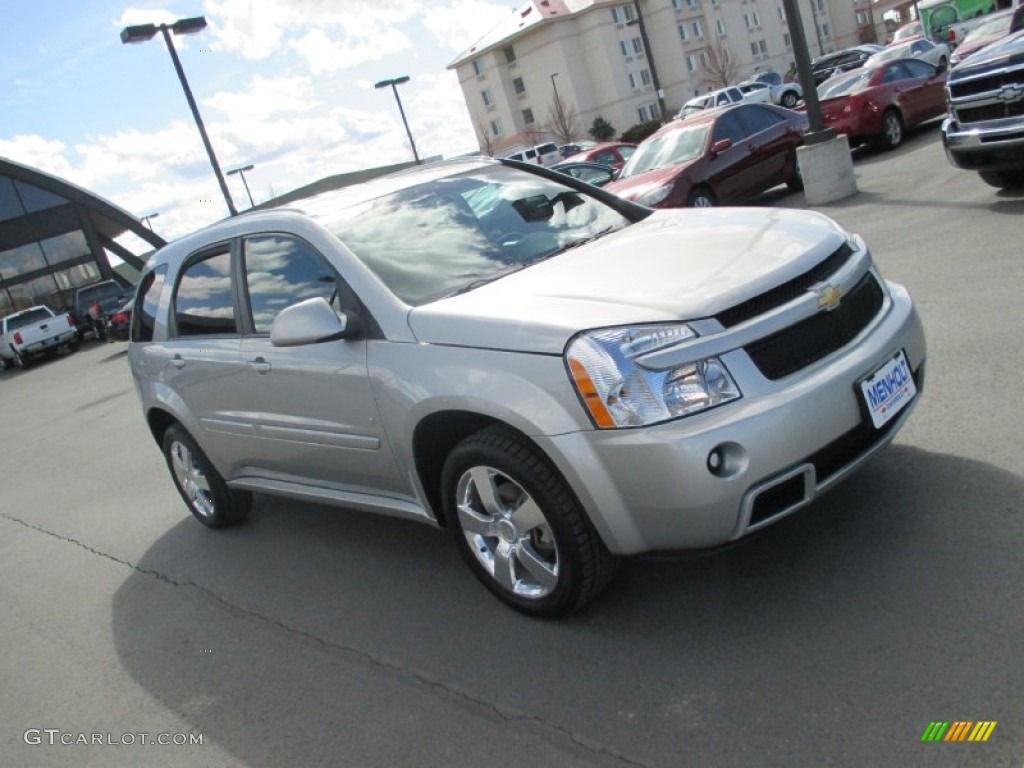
128, 158, 925, 617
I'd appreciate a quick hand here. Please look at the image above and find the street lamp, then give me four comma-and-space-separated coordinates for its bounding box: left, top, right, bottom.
226, 164, 256, 209
141, 212, 160, 230
627, 1, 667, 122
120, 16, 238, 216
374, 76, 421, 165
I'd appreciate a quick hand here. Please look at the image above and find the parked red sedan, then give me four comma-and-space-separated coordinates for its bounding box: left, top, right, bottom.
565, 142, 637, 172
817, 58, 948, 149
604, 103, 807, 208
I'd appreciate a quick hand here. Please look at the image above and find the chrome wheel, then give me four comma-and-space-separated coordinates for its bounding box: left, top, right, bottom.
882, 111, 903, 149
455, 465, 559, 599
169, 438, 215, 519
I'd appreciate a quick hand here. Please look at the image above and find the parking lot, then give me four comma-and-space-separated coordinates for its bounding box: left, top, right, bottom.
2, 124, 1023, 767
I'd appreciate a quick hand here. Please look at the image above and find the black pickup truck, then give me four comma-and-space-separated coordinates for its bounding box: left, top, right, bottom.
72, 280, 133, 340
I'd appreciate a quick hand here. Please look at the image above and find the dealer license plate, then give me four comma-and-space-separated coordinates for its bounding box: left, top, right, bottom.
859, 350, 916, 429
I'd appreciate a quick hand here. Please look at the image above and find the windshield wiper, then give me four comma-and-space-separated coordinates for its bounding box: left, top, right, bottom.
543, 226, 617, 257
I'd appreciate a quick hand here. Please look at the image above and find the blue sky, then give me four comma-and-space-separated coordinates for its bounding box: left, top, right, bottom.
0, 1, 512, 241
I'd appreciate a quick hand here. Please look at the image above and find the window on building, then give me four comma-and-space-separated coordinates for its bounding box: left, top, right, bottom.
778, 6, 786, 20
821, 23, 830, 37
482, 88, 493, 107
673, 0, 683, 9
14, 181, 66, 214
0, 177, 26, 222
632, 37, 643, 54
751, 40, 767, 55
856, 11, 868, 24
504, 46, 516, 63
472, 59, 484, 76
640, 69, 652, 85
817, 0, 824, 11
611, 5, 635, 23
759, 40, 767, 53
679, 24, 690, 42
39, 230, 89, 266
692, 20, 704, 38
513, 77, 526, 94
490, 119, 503, 136
628, 72, 637, 89
699, 51, 709, 66
784, 32, 792, 48
0, 242, 47, 277
522, 108, 535, 124
173, 249, 237, 336
620, 40, 629, 56
744, 11, 761, 28
686, 54, 699, 72
716, 19, 727, 36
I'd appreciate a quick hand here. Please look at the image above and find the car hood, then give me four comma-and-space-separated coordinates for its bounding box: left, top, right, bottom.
604, 164, 694, 202
953, 28, 1024, 73
408, 208, 850, 354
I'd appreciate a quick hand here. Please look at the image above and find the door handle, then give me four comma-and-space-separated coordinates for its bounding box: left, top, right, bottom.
171, 354, 185, 369
248, 357, 272, 374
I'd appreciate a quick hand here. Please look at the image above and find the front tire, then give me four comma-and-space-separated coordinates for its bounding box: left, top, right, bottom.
781, 90, 799, 108
979, 169, 1024, 189
878, 109, 904, 150
442, 426, 618, 617
162, 424, 251, 528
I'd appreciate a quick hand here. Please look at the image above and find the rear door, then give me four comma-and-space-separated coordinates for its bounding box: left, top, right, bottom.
734, 105, 798, 193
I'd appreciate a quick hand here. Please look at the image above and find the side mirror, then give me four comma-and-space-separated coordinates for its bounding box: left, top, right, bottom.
710, 138, 733, 156
270, 297, 360, 347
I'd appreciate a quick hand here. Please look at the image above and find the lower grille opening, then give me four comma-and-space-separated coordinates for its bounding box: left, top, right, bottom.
750, 473, 807, 527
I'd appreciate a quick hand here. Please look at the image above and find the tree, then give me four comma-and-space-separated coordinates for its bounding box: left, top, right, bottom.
476, 117, 496, 156
589, 116, 616, 142
701, 38, 739, 89
546, 94, 582, 145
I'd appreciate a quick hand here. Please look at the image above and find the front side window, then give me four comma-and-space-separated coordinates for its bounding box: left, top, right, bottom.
173, 249, 237, 336
242, 235, 341, 334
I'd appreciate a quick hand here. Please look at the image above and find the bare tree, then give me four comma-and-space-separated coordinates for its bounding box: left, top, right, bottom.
476, 117, 497, 156
546, 94, 582, 145
701, 38, 739, 89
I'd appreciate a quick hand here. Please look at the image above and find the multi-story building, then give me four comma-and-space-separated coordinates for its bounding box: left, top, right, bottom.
449, 0, 875, 154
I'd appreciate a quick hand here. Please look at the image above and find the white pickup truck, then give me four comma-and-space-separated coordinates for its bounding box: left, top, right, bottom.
0, 305, 79, 369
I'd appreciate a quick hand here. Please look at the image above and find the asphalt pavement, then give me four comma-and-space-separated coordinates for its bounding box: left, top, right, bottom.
2, 122, 1023, 767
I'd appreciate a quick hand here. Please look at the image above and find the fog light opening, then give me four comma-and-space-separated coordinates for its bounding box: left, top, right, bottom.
706, 442, 748, 478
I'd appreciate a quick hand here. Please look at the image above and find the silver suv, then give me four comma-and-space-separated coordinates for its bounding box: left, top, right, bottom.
129, 158, 925, 616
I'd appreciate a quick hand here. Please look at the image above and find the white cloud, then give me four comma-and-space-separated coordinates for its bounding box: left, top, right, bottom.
0, 135, 74, 179
423, 0, 512, 52
203, 75, 320, 121
289, 27, 412, 74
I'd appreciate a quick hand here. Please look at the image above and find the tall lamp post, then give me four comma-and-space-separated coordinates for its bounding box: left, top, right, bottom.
374, 76, 421, 165
628, 1, 667, 122
226, 164, 256, 209
120, 16, 238, 216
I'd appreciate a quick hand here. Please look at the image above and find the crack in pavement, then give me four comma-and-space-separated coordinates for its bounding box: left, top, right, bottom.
0, 512, 650, 768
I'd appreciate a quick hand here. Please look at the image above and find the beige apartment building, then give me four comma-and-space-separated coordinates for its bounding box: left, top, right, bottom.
448, 0, 897, 154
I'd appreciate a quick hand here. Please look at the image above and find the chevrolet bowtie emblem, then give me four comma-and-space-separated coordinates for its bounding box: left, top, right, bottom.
996, 84, 1024, 103
817, 284, 842, 311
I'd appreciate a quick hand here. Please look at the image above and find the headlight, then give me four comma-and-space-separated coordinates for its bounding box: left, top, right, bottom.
566, 324, 741, 429
634, 184, 672, 207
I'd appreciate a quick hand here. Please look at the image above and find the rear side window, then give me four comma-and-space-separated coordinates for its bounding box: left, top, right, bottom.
242, 234, 341, 334
131, 265, 167, 342
173, 249, 238, 336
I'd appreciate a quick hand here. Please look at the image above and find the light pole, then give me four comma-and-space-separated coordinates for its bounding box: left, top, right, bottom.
628, 1, 667, 122
141, 212, 160, 230
374, 76, 421, 165
226, 164, 256, 209
120, 17, 238, 216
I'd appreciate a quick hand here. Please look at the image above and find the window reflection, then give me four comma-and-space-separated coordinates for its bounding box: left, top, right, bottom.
40, 230, 89, 265
174, 251, 237, 336
243, 235, 339, 333
318, 166, 630, 305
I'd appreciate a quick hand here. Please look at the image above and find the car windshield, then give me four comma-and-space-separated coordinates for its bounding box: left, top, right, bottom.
315, 165, 632, 306
619, 124, 711, 177
962, 13, 1012, 44
818, 70, 872, 99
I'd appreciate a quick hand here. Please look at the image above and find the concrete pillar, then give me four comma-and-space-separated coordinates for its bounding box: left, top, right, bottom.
797, 135, 858, 205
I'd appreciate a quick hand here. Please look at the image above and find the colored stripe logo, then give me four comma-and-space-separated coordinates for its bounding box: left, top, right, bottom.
921, 721, 997, 742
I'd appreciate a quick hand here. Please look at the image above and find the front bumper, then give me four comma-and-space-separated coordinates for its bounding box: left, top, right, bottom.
538, 282, 925, 555
942, 116, 1024, 172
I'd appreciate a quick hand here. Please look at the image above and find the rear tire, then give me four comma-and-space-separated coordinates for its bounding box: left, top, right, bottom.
442, 426, 618, 617
979, 170, 1024, 189
786, 151, 804, 191
781, 90, 799, 108
162, 424, 251, 528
